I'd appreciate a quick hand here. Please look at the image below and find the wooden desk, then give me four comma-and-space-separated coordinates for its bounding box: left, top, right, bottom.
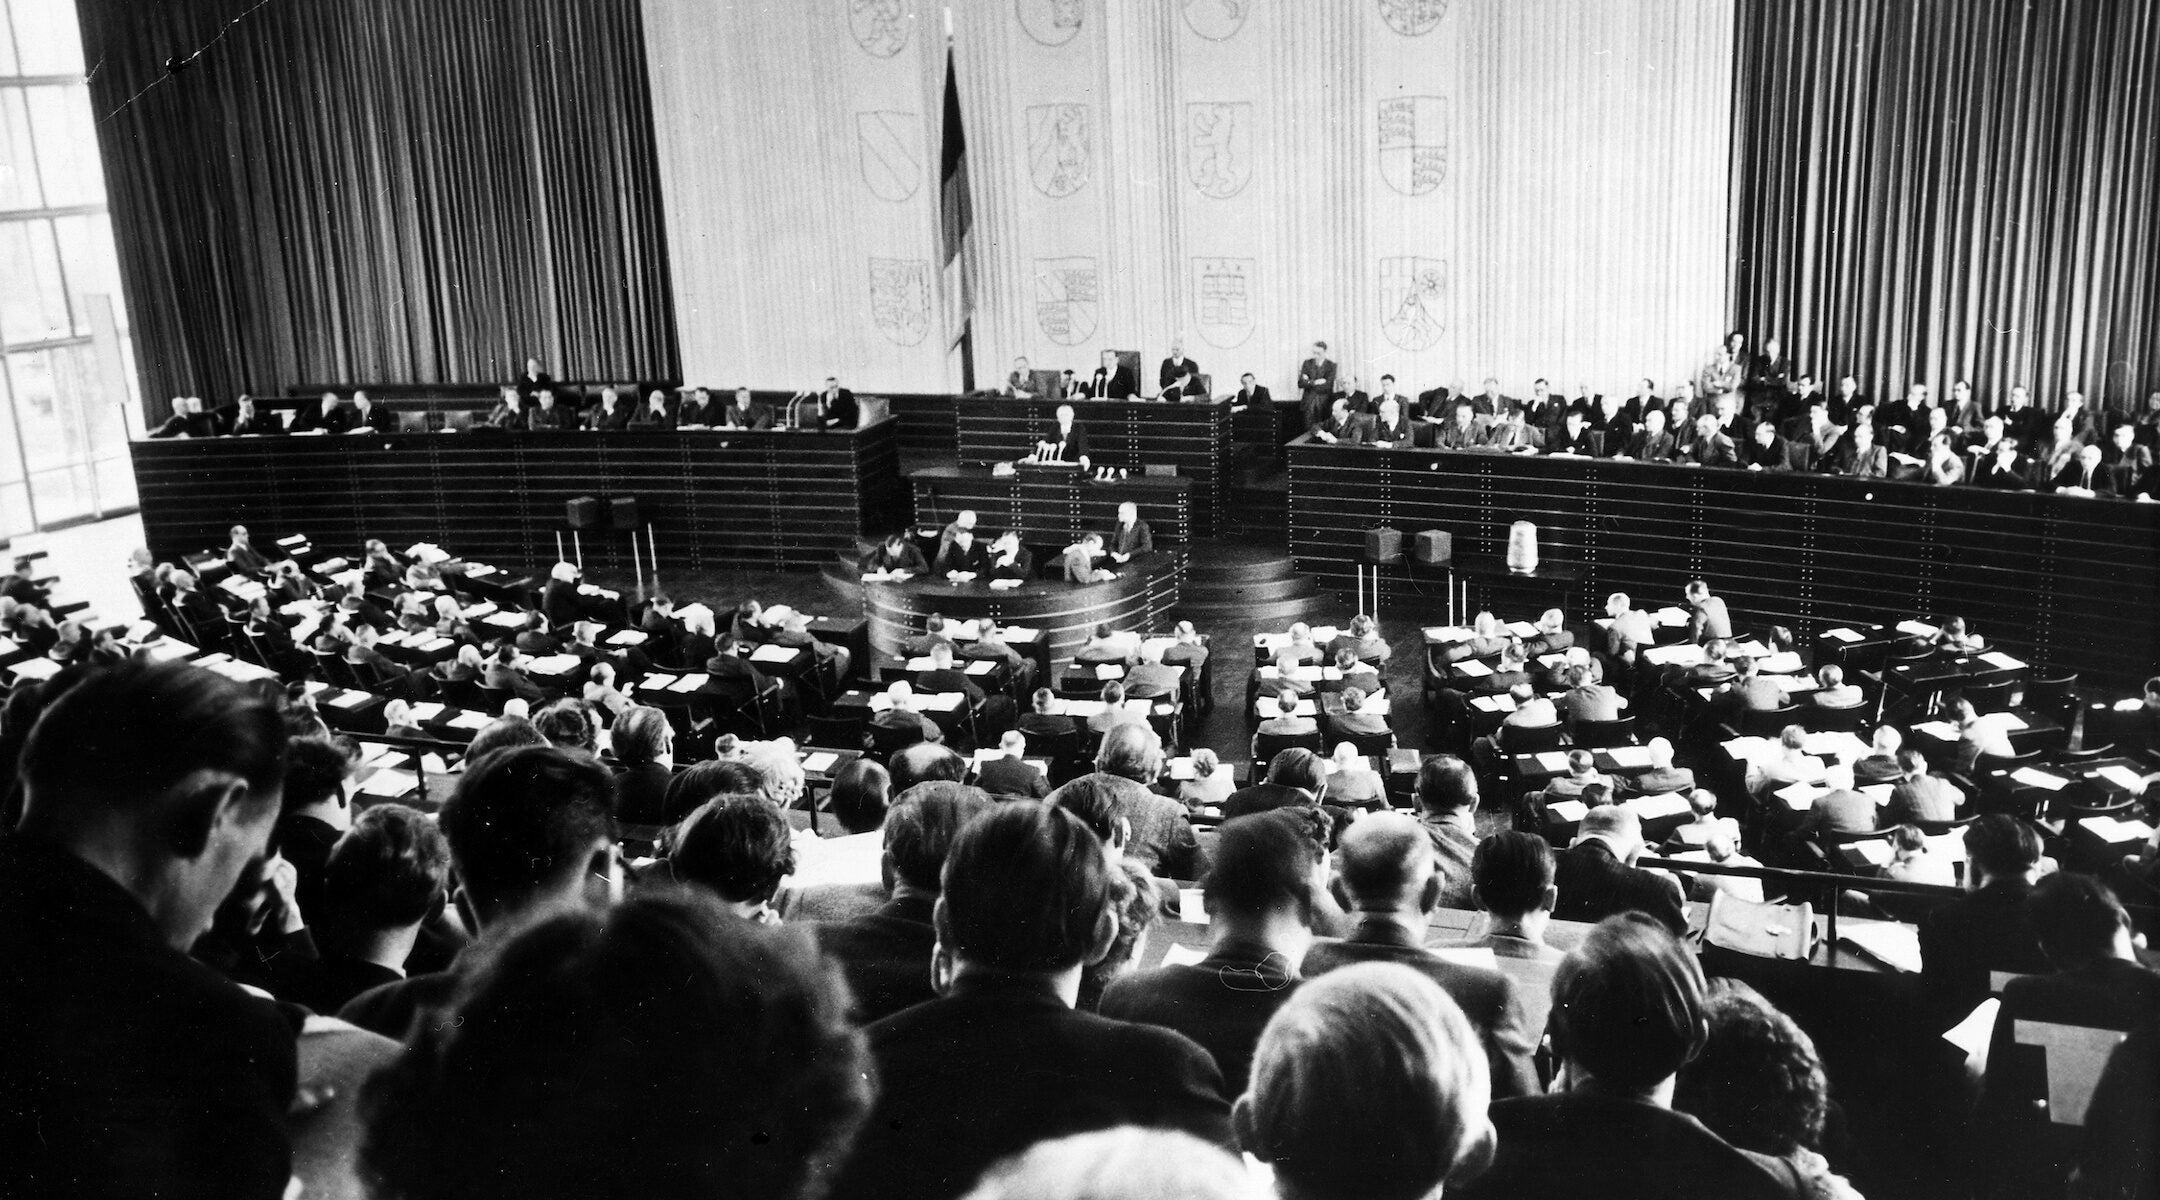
909, 466, 1193, 548
951, 396, 1234, 534
861, 551, 1183, 665
130, 423, 907, 576
1285, 437, 2160, 691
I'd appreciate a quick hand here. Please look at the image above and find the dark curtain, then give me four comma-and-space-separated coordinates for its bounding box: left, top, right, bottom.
78, 0, 678, 413
1730, 0, 2160, 412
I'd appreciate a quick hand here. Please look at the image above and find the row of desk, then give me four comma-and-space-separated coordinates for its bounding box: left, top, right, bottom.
1285, 438, 2160, 690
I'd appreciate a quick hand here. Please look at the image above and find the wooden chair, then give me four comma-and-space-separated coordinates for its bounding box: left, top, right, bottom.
1573, 715, 1638, 748
805, 713, 869, 752
1740, 704, 1803, 737
1252, 728, 1323, 764
1962, 678, 2016, 714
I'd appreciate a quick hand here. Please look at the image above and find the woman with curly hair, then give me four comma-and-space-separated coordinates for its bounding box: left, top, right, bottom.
1675, 980, 1864, 1199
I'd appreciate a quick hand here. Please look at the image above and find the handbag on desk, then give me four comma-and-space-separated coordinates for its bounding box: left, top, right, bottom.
1703, 890, 1817, 961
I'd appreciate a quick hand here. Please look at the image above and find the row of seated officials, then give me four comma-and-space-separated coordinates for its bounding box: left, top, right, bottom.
5, 652, 2155, 1200
1303, 374, 2160, 497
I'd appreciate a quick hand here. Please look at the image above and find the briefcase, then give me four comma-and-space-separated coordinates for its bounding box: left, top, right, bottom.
1703, 891, 1817, 961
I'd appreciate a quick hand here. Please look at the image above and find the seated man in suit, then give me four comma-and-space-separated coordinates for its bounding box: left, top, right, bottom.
1099, 809, 1326, 1096
1459, 915, 1802, 1200
1038, 403, 1091, 463
317, 391, 359, 433
482, 386, 527, 429
816, 787, 992, 1024
1560, 663, 1626, 727
1366, 395, 1415, 447
1221, 747, 1329, 824
975, 730, 1050, 798
1062, 533, 1115, 583
1810, 663, 1865, 709
1327, 687, 1391, 741
1683, 412, 1742, 467
481, 642, 549, 705
627, 388, 676, 430
1333, 373, 1371, 416
2101, 420, 2155, 495
718, 386, 773, 430
149, 395, 220, 439
1445, 831, 1566, 965
346, 389, 397, 433
1016, 687, 1077, 742
705, 631, 785, 705
1087, 681, 1146, 738
1553, 805, 1685, 934
1432, 397, 1489, 449
1884, 748, 1964, 824
1108, 501, 1153, 563
1254, 649, 1314, 703
1157, 342, 1204, 400
2052, 441, 2114, 496
1, 661, 298, 1200
872, 680, 944, 746
1301, 813, 1539, 1099
1075, 622, 1138, 668
1163, 620, 1209, 675
985, 530, 1034, 581
1743, 418, 1800, 471
216, 393, 277, 437
1320, 645, 1382, 696
1310, 395, 1364, 444
1120, 642, 1181, 701
961, 620, 1033, 694
935, 509, 978, 561
673, 387, 716, 429
805, 376, 857, 429
827, 803, 1230, 1200
1920, 815, 2053, 1028
1230, 371, 1271, 407
933, 529, 991, 577
521, 389, 576, 432
1794, 763, 1881, 840
915, 643, 987, 710
1079, 349, 1138, 400
860, 531, 928, 577
1004, 356, 1037, 398
1327, 614, 1390, 667
222, 524, 270, 578
1546, 407, 1600, 456
583, 385, 632, 430
1683, 579, 1733, 643
1482, 405, 1543, 453
1616, 404, 1681, 462
1624, 738, 1696, 798
1971, 436, 2033, 488
1252, 691, 1319, 755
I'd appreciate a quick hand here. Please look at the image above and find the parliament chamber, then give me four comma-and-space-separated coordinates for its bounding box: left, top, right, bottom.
12, 2, 2160, 1200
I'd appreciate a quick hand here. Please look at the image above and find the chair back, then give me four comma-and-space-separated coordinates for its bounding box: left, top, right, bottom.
1338, 728, 1396, 758
1962, 678, 2016, 714
1740, 704, 1802, 737
1252, 728, 1323, 763
1573, 715, 1637, 748
472, 681, 512, 716
867, 719, 927, 763
2010, 1020, 2131, 1127
805, 713, 869, 752
2023, 671, 2079, 714
1805, 702, 1869, 734
1031, 727, 1084, 781
1914, 815, 1977, 837
1496, 720, 1566, 755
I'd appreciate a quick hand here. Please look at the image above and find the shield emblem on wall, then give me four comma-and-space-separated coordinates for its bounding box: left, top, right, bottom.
1185, 102, 1253, 200
1027, 103, 1092, 198
846, 0, 911, 56
870, 258, 930, 346
1034, 257, 1100, 346
1016, 0, 1084, 46
1379, 257, 1446, 351
1377, 96, 1448, 196
1191, 257, 1255, 349
856, 111, 923, 202
1376, 0, 1449, 36
1181, 0, 1251, 41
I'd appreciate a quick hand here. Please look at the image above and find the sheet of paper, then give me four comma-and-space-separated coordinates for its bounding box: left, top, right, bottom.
607, 629, 647, 646
1844, 921, 1925, 976
1453, 659, 1493, 677
1980, 651, 2025, 670
989, 578, 1022, 590
1943, 998, 2000, 1069
1167, 757, 1197, 780
2081, 816, 2156, 845
1654, 606, 1690, 625
1628, 792, 1692, 820
448, 710, 490, 730
1546, 800, 1588, 825
2096, 765, 2148, 792
2011, 767, 2069, 791
800, 751, 839, 774
1534, 751, 1570, 773
1896, 619, 1939, 637
670, 673, 710, 692
1824, 626, 1863, 642
1505, 620, 1538, 638
1432, 946, 1500, 971
1179, 889, 1209, 925
327, 691, 372, 710
1161, 942, 1209, 967
1606, 745, 1653, 769
355, 769, 418, 799
750, 644, 797, 664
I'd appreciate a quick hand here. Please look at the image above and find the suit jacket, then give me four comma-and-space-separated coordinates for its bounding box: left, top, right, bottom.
2051, 459, 2113, 495
348, 402, 397, 433
932, 541, 991, 577
861, 543, 930, 575
584, 401, 632, 430
1972, 452, 2033, 489
915, 666, 985, 707
1296, 358, 1337, 402
815, 387, 859, 429
1121, 661, 1180, 699
1920, 878, 2052, 1028
524, 404, 577, 432
1553, 840, 1686, 934
674, 398, 716, 428
1063, 772, 1196, 879
627, 400, 677, 430
1098, 938, 1300, 1096
1232, 383, 1273, 406
1316, 413, 1365, 442
1459, 1094, 1801, 1200
1688, 594, 1733, 642
1548, 423, 1600, 455
1063, 545, 1109, 583
975, 754, 1049, 798
1157, 356, 1204, 399
1421, 815, 1482, 909
0, 836, 298, 1200
829, 977, 1232, 1200
217, 403, 278, 436
1302, 917, 1539, 1099
613, 761, 675, 827
1622, 427, 1680, 462
1080, 366, 1138, 400
1109, 520, 1153, 557
719, 400, 774, 430
873, 707, 944, 745
1978, 959, 2160, 1191
1686, 429, 1742, 467
1434, 416, 1489, 450
987, 546, 1035, 580
1368, 416, 1415, 447
1041, 420, 1090, 461
816, 893, 940, 1025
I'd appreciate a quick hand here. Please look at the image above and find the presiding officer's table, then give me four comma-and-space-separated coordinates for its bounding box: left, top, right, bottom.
132, 423, 907, 576
950, 395, 1233, 535
909, 466, 1192, 548
862, 550, 1183, 664
1285, 436, 2160, 690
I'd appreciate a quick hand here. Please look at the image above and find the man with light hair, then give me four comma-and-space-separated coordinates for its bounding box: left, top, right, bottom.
1628, 737, 1695, 796
1121, 639, 1179, 700
937, 509, 979, 562
975, 730, 1049, 799
1047, 723, 1194, 878
1604, 592, 1656, 663
871, 680, 943, 744
1553, 805, 1685, 934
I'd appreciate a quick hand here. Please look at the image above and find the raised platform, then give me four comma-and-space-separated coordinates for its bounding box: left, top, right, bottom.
909, 465, 1192, 547
857, 550, 1184, 665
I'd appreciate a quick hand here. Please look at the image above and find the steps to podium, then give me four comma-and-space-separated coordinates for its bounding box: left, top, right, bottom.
1174, 538, 1337, 624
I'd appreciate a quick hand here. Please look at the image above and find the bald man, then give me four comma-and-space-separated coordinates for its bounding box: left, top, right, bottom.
1300, 813, 1539, 1098
1109, 501, 1153, 562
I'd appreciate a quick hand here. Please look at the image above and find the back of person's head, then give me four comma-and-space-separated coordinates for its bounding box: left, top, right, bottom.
1265, 745, 1327, 795
665, 794, 796, 907
959, 1130, 1250, 1200
1550, 913, 1708, 1092
1897, 747, 1927, 777
1471, 832, 1556, 919
1871, 724, 1903, 754
737, 739, 806, 807
1415, 753, 1477, 817
1032, 686, 1056, 713
1099, 681, 1125, 706
1578, 803, 1642, 851
1888, 823, 1927, 860
1818, 663, 1844, 687
1239, 962, 1496, 1200
1204, 807, 1326, 922
1674, 982, 1830, 1157
938, 801, 1111, 973
439, 746, 614, 912
283, 734, 356, 817
890, 741, 966, 794
610, 707, 672, 765
320, 803, 450, 936
1343, 686, 1368, 711
532, 700, 597, 755
1335, 812, 1437, 909
466, 715, 547, 760
1095, 722, 1161, 783
659, 759, 765, 828
1580, 781, 1613, 807
883, 787, 993, 892
1779, 724, 1807, 752
1964, 813, 2042, 882
358, 890, 869, 1200
828, 758, 890, 836
2028, 872, 2132, 970
1047, 773, 1128, 847
1189, 746, 1219, 778
1686, 788, 1718, 817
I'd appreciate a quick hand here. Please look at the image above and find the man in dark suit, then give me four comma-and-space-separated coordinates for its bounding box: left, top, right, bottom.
1552, 805, 1686, 935
1311, 396, 1364, 443
1080, 349, 1137, 400
583, 385, 632, 430
975, 730, 1051, 798
827, 803, 1231, 1200
1016, 686, 1077, 742
1743, 419, 1800, 471
1618, 405, 1680, 462
1920, 815, 2053, 1029
627, 387, 676, 430
2101, 421, 2154, 495
915, 643, 987, 709
984, 531, 1034, 582
216, 393, 278, 436
1975, 873, 2160, 1194
1458, 914, 1801, 1200
1158, 341, 1204, 400
1038, 403, 1091, 462
345, 389, 397, 433
1546, 407, 1600, 456
0, 661, 298, 1200
513, 356, 555, 405
932, 529, 991, 577
1333, 373, 1372, 416
810, 375, 858, 429
816, 788, 992, 1024
525, 390, 578, 431
1683, 578, 1733, 643
1100, 809, 1325, 1095
1108, 501, 1153, 562
1120, 641, 1181, 700
1301, 812, 1540, 1099
1971, 436, 2034, 489
2051, 442, 2114, 497
861, 532, 929, 576
1232, 371, 1272, 407
871, 681, 944, 746
1297, 341, 1338, 430
719, 386, 774, 430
